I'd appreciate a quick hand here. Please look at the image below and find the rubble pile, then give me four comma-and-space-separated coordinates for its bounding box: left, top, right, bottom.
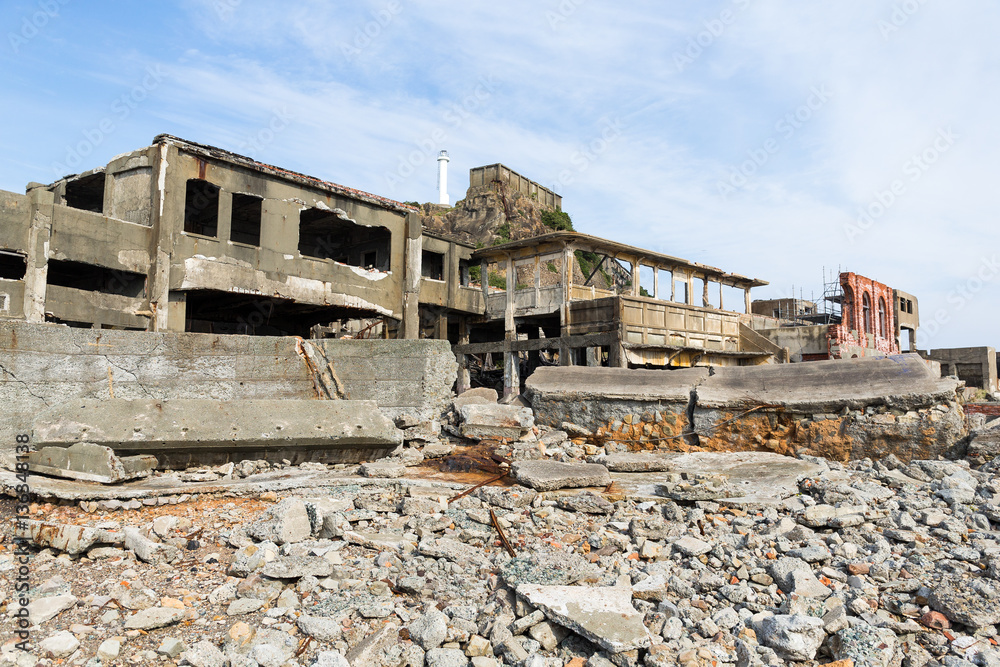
6, 429, 1000, 667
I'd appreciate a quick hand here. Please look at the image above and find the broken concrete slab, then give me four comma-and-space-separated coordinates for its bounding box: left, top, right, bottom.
515, 584, 651, 653
588, 452, 677, 472
458, 403, 534, 440
32, 398, 403, 468
29, 443, 156, 484
453, 387, 498, 411
525, 356, 967, 462
18, 520, 123, 555
510, 460, 611, 492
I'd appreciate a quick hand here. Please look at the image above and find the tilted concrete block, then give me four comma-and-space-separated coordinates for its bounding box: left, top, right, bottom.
32, 398, 403, 468
29, 442, 156, 484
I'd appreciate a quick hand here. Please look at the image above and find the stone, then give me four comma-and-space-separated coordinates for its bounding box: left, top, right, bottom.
673, 536, 712, 557
929, 576, 1000, 628
18, 520, 122, 555
425, 647, 470, 667
23, 594, 77, 624
181, 640, 226, 667
409, 608, 449, 650
510, 460, 611, 492
501, 548, 601, 587
465, 635, 491, 657
359, 460, 407, 478
831, 624, 898, 667
124, 606, 186, 630
419, 538, 488, 566
124, 527, 181, 565
261, 555, 333, 579
756, 614, 826, 662
593, 452, 675, 472
556, 492, 615, 515
346, 622, 399, 665
297, 615, 343, 642
227, 598, 266, 616
28, 442, 156, 483
246, 498, 311, 545
515, 584, 651, 653
97, 639, 121, 662
459, 403, 534, 440
311, 651, 351, 667
38, 631, 79, 658
158, 638, 187, 658
529, 620, 568, 651
229, 542, 279, 577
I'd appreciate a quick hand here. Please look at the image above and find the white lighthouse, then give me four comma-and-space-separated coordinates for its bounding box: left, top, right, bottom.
437, 150, 450, 206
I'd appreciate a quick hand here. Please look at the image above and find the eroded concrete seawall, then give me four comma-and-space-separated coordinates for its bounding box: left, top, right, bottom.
0, 321, 457, 446
526, 355, 967, 462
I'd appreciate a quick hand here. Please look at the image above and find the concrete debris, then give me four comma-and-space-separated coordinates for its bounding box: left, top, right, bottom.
458, 403, 534, 440
18, 519, 122, 555
515, 584, 651, 653
32, 398, 403, 468
29, 442, 157, 483
510, 460, 611, 491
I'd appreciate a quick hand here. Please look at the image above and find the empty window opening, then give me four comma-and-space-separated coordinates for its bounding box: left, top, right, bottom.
298, 208, 392, 271
692, 277, 707, 306
639, 265, 655, 298
705, 281, 719, 308
64, 172, 106, 213
721, 285, 746, 313
674, 279, 689, 304
230, 193, 262, 246
184, 179, 220, 237
906, 300, 913, 314
862, 292, 872, 334
46, 260, 145, 298
657, 269, 672, 301
878, 297, 887, 337
459, 259, 471, 287
0, 251, 27, 280
422, 251, 444, 280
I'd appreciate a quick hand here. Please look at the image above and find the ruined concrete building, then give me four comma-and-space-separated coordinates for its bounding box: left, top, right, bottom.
0, 135, 480, 338
0, 135, 779, 397
753, 272, 919, 363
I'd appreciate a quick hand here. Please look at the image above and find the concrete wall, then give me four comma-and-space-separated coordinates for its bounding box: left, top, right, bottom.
920, 346, 998, 391
756, 325, 829, 362
469, 164, 562, 210
0, 321, 458, 449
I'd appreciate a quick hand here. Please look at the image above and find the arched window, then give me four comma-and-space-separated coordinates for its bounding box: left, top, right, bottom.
878, 297, 887, 338
862, 292, 872, 335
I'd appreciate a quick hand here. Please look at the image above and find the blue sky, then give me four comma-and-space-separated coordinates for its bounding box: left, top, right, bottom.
1, 1, 997, 350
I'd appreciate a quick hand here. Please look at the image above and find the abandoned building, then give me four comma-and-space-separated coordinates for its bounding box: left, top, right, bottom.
920, 346, 999, 392
751, 298, 817, 322
0, 135, 783, 398
752, 271, 919, 363
0, 134, 482, 339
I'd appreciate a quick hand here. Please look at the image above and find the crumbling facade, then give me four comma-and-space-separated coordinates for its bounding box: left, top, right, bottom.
920, 346, 998, 392
459, 233, 774, 397
0, 135, 482, 338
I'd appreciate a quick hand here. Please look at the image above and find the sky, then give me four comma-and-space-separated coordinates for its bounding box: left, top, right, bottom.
0, 0, 997, 351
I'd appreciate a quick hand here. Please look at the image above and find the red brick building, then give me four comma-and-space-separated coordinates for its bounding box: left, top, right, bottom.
829, 272, 899, 358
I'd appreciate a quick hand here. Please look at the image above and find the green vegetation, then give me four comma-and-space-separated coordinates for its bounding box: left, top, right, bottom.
469, 265, 507, 290
403, 201, 420, 207
575, 250, 611, 287
541, 209, 574, 232
546, 261, 558, 273
639, 286, 651, 297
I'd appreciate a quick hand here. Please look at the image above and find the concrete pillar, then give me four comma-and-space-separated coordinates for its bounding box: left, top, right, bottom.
653, 269, 659, 299
702, 278, 709, 308
671, 273, 676, 302
480, 260, 489, 301
718, 282, 724, 310
631, 260, 640, 297
559, 245, 574, 367
166, 291, 187, 332
400, 212, 422, 339
744, 289, 751, 315
503, 255, 518, 398
23, 188, 54, 323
